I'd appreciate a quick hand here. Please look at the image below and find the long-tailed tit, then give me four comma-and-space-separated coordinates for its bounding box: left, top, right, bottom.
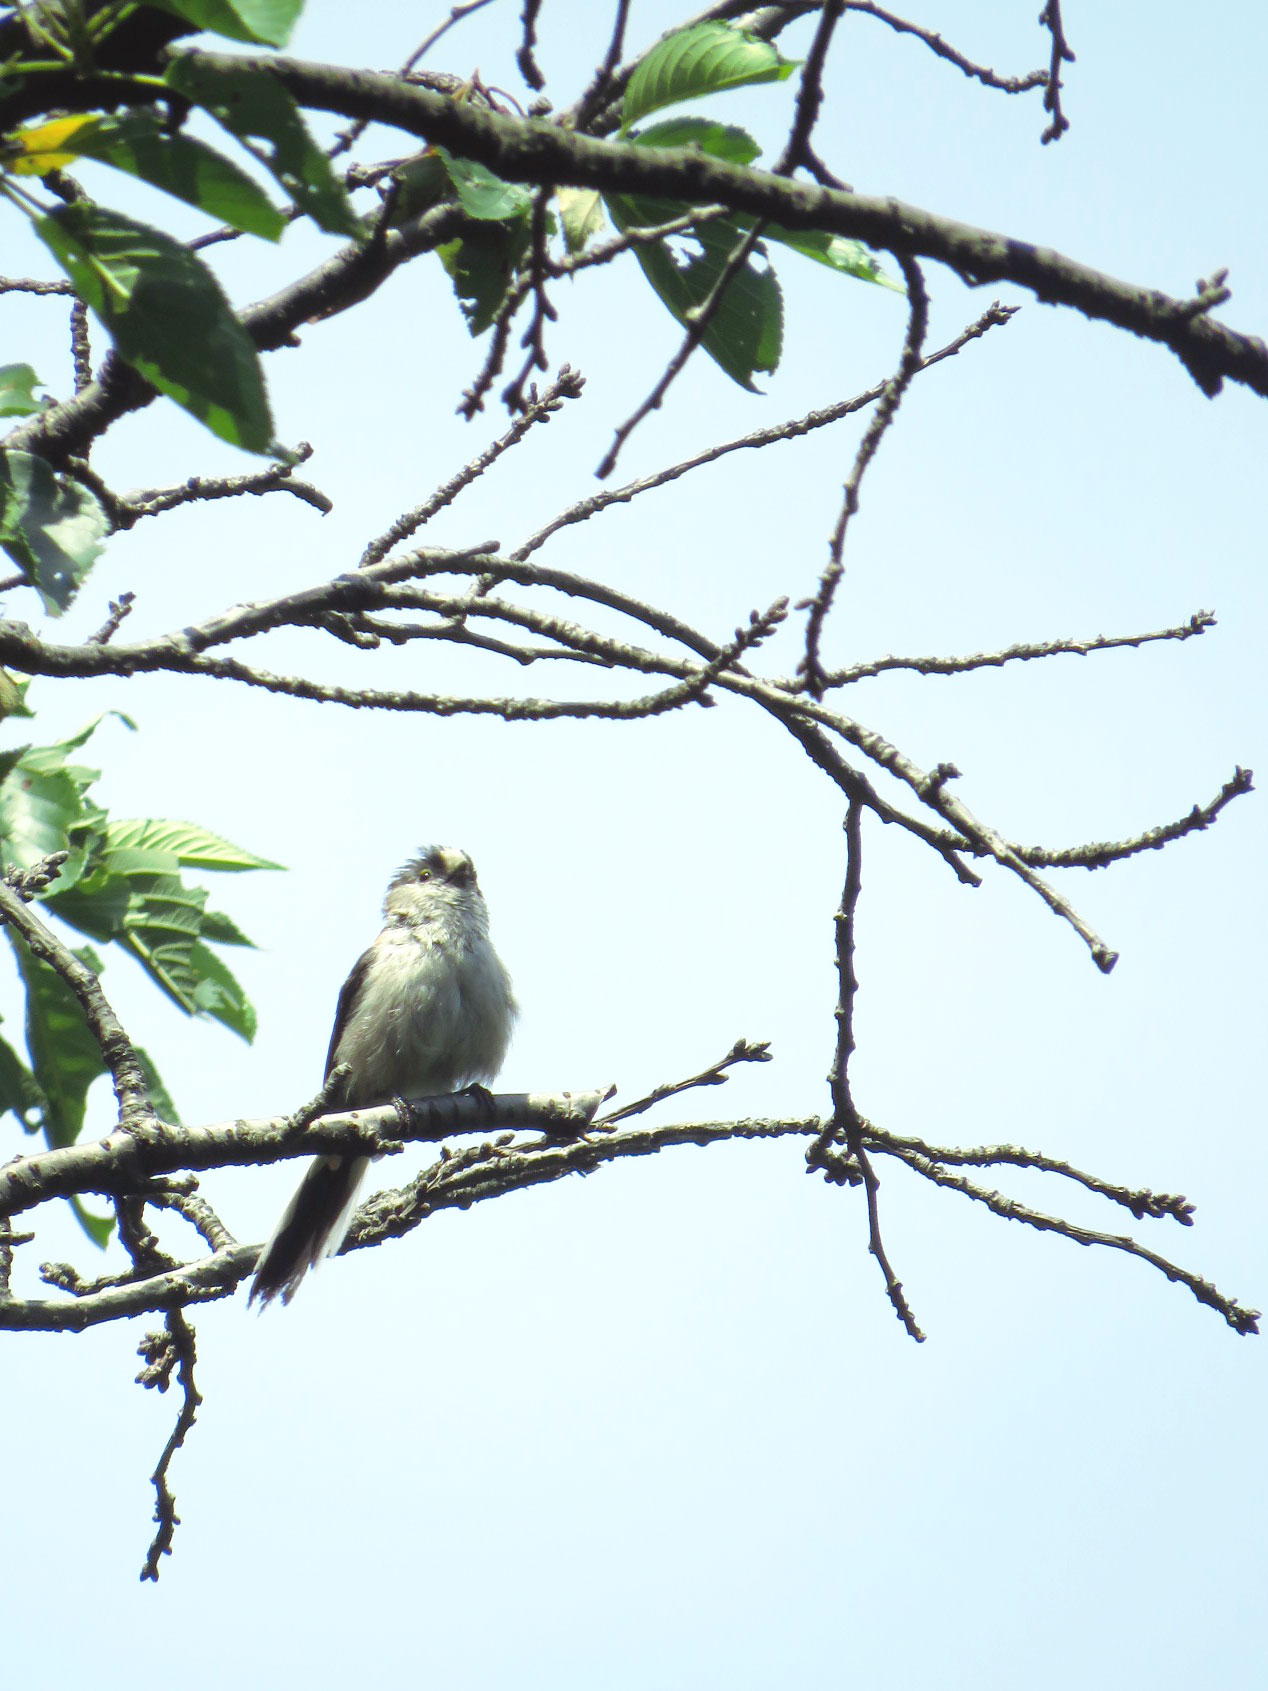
249, 846, 517, 1308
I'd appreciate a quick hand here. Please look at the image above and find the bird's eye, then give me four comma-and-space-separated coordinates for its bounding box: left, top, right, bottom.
417, 868, 430, 881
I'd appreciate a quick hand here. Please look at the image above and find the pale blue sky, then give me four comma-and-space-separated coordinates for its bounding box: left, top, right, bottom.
3, 3, 1265, 1687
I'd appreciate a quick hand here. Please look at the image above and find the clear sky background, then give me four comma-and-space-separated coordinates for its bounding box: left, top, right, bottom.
3, 3, 1265, 1687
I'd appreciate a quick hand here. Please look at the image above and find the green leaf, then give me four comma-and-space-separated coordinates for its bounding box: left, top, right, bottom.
762, 222, 901, 289
165, 55, 366, 239
112, 872, 256, 1040
386, 150, 453, 223
200, 907, 255, 946
187, 941, 256, 1041
148, 0, 304, 47
630, 115, 762, 166
622, 22, 797, 130
33, 203, 275, 453
135, 1045, 181, 1125
0, 449, 108, 612
20, 713, 131, 766
42, 873, 132, 943
0, 1022, 47, 1133
71, 1196, 114, 1248
0, 671, 34, 720
606, 195, 783, 388
438, 220, 533, 335
0, 363, 42, 418
102, 817, 282, 873
8, 931, 108, 1152
20, 113, 288, 240
0, 735, 104, 877
435, 149, 533, 222
557, 186, 605, 254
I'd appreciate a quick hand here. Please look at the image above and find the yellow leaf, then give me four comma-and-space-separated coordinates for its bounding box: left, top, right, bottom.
3, 115, 99, 176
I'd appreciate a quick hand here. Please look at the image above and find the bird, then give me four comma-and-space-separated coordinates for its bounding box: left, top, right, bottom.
248, 845, 517, 1307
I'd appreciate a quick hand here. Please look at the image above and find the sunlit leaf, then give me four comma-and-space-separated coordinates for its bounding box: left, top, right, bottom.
136, 1045, 181, 1125
0, 449, 108, 612
435, 149, 533, 222
629, 115, 762, 166
148, 0, 304, 47
763, 223, 902, 289
200, 907, 255, 947
33, 203, 275, 453
0, 1019, 46, 1133
165, 54, 365, 239
2, 114, 98, 174
606, 194, 782, 388
103, 817, 282, 873
71, 1197, 114, 1247
622, 22, 796, 130
8, 931, 108, 1153
0, 363, 43, 417
557, 186, 605, 254
188, 941, 257, 1041
438, 220, 532, 335
0, 671, 33, 720
8, 112, 287, 239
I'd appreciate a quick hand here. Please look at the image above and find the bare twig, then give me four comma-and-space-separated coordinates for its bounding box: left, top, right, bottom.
517, 0, 547, 90
800, 254, 929, 697
843, 3, 1048, 95
137, 1308, 202, 1581
69, 298, 91, 393
361, 369, 584, 567
870, 1128, 1196, 1225
86, 591, 135, 645
502, 188, 559, 412
813, 610, 1216, 689
572, 0, 633, 133
1038, 0, 1075, 144
516, 304, 1016, 560
0, 275, 73, 296
121, 447, 331, 525
776, 0, 845, 173
889, 1142, 1258, 1335
1015, 768, 1255, 870
597, 1037, 773, 1127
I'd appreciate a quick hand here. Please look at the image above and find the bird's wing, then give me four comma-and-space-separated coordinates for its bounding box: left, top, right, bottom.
324, 942, 376, 1081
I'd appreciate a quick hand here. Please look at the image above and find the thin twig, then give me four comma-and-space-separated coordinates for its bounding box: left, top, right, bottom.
889, 1142, 1258, 1335
121, 445, 330, 524
776, 0, 845, 173
1038, 0, 1075, 143
86, 592, 135, 645
870, 1128, 1196, 1225
596, 218, 772, 479
1012, 767, 1255, 870
811, 609, 1216, 688
517, 0, 547, 91
361, 369, 584, 567
571, 0, 633, 131
843, 2, 1048, 95
0, 275, 73, 296
800, 254, 930, 697
597, 1037, 772, 1127
501, 187, 559, 412
138, 1308, 203, 1581
69, 298, 91, 393
515, 303, 1016, 560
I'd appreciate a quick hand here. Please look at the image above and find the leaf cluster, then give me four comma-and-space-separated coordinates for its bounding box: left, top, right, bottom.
0, 701, 279, 1240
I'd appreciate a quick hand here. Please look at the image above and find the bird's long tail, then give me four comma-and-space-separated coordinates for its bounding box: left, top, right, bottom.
248, 1153, 370, 1309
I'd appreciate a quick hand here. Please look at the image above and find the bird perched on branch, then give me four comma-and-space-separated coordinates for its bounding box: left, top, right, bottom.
249, 846, 517, 1308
